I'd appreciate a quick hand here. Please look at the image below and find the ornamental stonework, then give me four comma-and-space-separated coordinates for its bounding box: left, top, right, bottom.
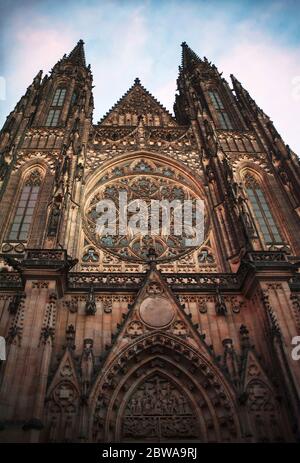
0, 39, 299, 444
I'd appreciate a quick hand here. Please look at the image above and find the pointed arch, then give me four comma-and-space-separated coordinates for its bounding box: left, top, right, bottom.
45, 82, 68, 127
44, 349, 81, 443
240, 349, 291, 442
6, 167, 44, 242
240, 169, 283, 245
208, 88, 234, 130
114, 366, 206, 442
89, 331, 242, 443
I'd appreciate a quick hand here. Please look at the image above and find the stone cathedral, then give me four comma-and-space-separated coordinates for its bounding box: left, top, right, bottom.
0, 40, 299, 443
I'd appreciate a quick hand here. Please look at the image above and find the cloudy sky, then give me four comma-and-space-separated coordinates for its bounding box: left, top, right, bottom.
0, 0, 299, 152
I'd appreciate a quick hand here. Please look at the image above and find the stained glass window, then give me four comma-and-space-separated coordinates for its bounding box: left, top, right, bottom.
208, 90, 233, 130
52, 88, 66, 106
45, 87, 66, 126
8, 170, 42, 241
244, 174, 282, 244
45, 109, 61, 127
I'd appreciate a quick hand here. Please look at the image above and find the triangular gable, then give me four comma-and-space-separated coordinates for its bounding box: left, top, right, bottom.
100, 268, 214, 368
98, 78, 178, 127
241, 349, 275, 393
46, 348, 80, 397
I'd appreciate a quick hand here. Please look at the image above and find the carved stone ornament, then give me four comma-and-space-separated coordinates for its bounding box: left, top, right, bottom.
83, 162, 208, 263
122, 374, 198, 440
139, 296, 175, 328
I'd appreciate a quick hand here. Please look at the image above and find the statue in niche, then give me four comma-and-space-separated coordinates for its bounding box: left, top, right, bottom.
85, 286, 96, 315
47, 202, 61, 237
81, 338, 94, 397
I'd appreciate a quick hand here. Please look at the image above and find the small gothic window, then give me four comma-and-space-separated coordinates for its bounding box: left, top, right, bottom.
244, 174, 282, 244
45, 109, 61, 127
52, 88, 66, 107
208, 90, 233, 130
45, 87, 66, 127
8, 170, 42, 241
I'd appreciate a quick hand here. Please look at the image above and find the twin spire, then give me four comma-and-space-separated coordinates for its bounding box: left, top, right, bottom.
55, 39, 262, 120
61, 39, 218, 75
63, 39, 210, 71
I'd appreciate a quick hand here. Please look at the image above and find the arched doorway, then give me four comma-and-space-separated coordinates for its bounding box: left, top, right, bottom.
90, 333, 241, 443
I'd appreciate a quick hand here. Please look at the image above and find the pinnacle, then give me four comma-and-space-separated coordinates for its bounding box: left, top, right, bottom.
67, 39, 86, 67
181, 42, 202, 68
231, 74, 267, 117
230, 74, 240, 84
230, 74, 246, 92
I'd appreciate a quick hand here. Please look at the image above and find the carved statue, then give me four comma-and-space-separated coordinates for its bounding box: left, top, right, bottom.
81, 338, 94, 396
47, 202, 61, 237
85, 286, 96, 315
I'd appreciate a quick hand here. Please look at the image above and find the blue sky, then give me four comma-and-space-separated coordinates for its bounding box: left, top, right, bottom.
0, 0, 300, 152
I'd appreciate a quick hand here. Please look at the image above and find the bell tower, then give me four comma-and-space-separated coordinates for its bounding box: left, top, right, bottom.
175, 42, 252, 271
0, 40, 94, 253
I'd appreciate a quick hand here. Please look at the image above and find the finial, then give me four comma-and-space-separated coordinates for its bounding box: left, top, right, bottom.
134, 77, 141, 85
147, 247, 157, 269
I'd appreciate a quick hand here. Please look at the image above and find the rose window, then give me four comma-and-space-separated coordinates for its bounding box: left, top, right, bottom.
83, 163, 208, 262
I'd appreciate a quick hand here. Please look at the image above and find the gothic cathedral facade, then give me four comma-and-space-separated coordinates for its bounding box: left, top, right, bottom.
0, 41, 299, 443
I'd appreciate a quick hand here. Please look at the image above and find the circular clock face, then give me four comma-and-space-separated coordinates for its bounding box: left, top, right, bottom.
139, 297, 175, 328
83, 158, 208, 263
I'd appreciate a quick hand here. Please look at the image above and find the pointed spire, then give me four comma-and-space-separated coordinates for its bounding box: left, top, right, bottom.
180, 42, 220, 80
230, 74, 267, 118
66, 39, 86, 67
33, 70, 43, 85
26, 70, 43, 93
181, 41, 202, 68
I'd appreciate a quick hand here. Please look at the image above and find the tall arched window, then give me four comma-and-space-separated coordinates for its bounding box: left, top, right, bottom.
8, 170, 42, 241
244, 174, 282, 244
45, 87, 66, 127
208, 89, 233, 130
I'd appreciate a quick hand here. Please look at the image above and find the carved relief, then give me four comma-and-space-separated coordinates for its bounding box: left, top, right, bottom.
40, 292, 57, 344
139, 297, 175, 328
122, 374, 198, 440
168, 320, 189, 337
246, 380, 283, 442
45, 350, 80, 442
6, 292, 26, 345
46, 380, 79, 442
126, 320, 146, 337
32, 281, 49, 289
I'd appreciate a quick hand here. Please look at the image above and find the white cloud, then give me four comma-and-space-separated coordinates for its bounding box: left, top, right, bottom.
1, 1, 299, 154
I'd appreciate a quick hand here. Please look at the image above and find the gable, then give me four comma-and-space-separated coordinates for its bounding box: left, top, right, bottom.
98, 268, 215, 368
98, 79, 178, 127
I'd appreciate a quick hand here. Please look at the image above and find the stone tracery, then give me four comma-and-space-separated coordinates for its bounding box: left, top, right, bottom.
83, 156, 209, 262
